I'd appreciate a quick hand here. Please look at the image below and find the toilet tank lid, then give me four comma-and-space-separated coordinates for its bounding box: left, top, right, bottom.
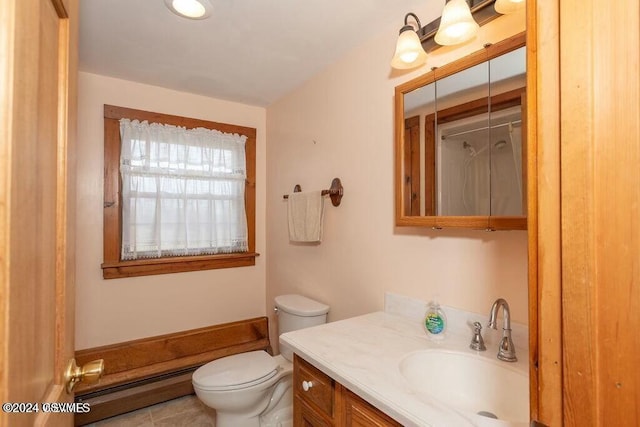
275, 294, 329, 316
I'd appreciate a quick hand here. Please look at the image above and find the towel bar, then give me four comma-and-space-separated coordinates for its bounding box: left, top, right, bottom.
283, 178, 344, 207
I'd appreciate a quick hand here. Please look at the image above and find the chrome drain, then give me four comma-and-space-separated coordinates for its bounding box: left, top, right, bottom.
477, 411, 499, 419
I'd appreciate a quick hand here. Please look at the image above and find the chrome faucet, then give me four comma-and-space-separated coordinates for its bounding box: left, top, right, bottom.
488, 298, 517, 362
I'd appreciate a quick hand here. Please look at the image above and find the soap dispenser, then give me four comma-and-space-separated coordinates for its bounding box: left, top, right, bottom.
424, 300, 447, 340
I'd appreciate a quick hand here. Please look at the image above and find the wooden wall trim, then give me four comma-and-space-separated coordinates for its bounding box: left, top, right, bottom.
74, 316, 270, 395
528, 0, 563, 425
103, 104, 256, 137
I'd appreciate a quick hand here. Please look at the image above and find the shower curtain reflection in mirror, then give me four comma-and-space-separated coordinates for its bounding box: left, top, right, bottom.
437, 106, 523, 216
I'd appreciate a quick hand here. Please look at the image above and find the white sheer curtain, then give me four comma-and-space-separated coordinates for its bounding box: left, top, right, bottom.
119, 119, 248, 260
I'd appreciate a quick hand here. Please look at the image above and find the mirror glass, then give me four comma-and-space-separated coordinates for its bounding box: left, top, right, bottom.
403, 82, 435, 216
397, 38, 526, 225
435, 61, 490, 216
489, 46, 527, 216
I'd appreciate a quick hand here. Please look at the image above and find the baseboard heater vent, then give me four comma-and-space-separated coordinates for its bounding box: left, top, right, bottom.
73, 317, 270, 426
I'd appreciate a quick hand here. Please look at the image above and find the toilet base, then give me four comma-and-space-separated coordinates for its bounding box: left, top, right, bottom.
259, 386, 292, 427
261, 407, 293, 427
209, 361, 293, 427
216, 412, 261, 427
214, 391, 292, 427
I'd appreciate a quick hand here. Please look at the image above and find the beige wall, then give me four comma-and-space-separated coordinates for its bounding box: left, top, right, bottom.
75, 9, 526, 351
75, 73, 267, 350
266, 10, 527, 350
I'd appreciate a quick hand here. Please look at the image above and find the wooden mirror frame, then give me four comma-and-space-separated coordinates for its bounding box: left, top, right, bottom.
394, 32, 526, 230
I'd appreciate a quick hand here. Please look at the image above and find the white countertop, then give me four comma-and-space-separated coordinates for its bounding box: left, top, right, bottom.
280, 295, 529, 427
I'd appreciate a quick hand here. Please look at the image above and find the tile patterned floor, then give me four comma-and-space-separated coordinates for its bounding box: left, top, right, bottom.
84, 395, 216, 427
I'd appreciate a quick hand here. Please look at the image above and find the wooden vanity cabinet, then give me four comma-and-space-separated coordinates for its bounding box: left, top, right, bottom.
293, 354, 402, 427
342, 389, 402, 427
293, 353, 335, 425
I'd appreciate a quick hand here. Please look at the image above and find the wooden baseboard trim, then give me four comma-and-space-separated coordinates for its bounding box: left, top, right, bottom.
73, 317, 270, 424
75, 316, 270, 394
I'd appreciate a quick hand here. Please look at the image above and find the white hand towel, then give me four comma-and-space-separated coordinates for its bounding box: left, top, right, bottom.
287, 191, 324, 243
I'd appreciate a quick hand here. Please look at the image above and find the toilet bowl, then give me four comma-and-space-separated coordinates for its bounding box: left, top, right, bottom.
192, 294, 329, 427
193, 352, 292, 427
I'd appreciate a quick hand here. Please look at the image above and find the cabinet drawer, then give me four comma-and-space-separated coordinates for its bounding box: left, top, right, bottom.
294, 354, 334, 417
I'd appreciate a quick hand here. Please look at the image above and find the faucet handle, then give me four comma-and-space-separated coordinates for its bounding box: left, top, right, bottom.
469, 321, 486, 351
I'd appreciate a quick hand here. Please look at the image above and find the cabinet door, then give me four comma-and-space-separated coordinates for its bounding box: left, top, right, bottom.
294, 395, 332, 427
343, 390, 402, 427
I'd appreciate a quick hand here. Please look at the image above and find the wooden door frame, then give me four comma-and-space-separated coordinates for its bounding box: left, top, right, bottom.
45, 0, 79, 417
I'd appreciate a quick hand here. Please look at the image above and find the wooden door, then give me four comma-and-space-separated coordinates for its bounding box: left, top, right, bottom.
0, 0, 78, 426
529, 0, 640, 425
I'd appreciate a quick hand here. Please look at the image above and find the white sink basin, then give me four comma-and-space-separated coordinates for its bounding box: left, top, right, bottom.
399, 349, 529, 425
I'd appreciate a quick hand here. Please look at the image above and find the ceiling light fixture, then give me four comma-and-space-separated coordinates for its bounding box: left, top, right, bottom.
164, 0, 212, 20
391, 0, 518, 69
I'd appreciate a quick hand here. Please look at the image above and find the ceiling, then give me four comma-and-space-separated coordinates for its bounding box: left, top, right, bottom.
79, 0, 431, 107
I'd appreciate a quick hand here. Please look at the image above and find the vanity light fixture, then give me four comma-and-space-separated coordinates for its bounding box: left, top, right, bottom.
391, 0, 505, 70
164, 0, 212, 20
390, 13, 429, 69
434, 0, 480, 46
494, 0, 526, 14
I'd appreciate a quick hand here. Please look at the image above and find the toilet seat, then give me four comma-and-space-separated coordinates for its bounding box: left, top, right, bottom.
193, 350, 279, 392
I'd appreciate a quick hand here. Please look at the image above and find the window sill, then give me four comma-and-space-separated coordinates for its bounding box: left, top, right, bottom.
101, 252, 259, 279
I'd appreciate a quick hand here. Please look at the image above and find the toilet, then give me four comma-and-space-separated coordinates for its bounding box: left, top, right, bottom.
192, 294, 329, 427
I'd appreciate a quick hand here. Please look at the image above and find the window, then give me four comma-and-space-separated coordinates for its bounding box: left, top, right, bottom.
102, 105, 257, 279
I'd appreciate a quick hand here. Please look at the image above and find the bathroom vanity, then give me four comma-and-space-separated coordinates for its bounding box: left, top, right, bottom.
294, 354, 401, 426
281, 294, 529, 427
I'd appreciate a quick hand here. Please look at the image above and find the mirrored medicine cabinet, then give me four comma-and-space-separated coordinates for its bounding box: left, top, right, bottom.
395, 32, 527, 230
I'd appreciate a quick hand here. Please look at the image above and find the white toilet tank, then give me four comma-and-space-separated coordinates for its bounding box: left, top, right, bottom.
275, 294, 329, 361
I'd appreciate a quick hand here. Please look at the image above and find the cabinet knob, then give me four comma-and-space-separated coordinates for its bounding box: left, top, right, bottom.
302, 380, 313, 391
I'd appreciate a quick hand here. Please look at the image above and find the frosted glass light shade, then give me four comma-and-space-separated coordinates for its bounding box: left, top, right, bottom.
434, 0, 479, 46
390, 29, 428, 69
495, 0, 525, 14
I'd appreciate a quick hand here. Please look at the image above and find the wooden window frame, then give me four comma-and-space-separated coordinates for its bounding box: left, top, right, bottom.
101, 105, 258, 279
